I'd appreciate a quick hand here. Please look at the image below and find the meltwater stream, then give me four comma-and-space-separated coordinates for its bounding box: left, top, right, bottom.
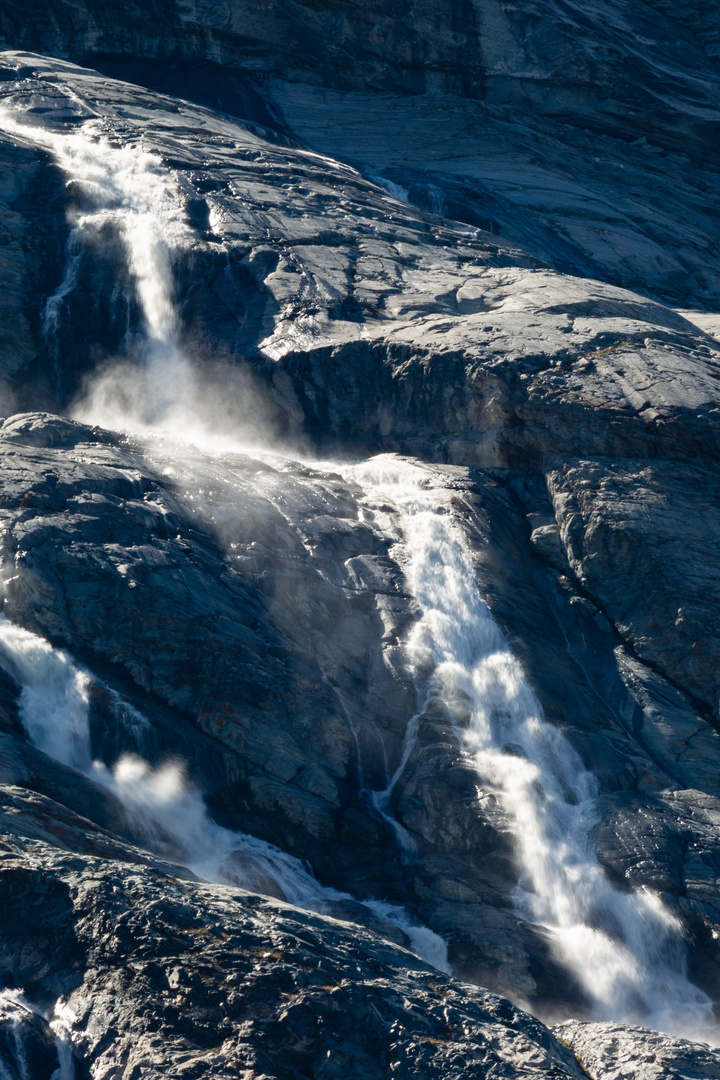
0, 615, 449, 972
0, 989, 74, 1080
0, 103, 450, 975
1, 102, 714, 1035
348, 456, 713, 1034
0, 108, 196, 426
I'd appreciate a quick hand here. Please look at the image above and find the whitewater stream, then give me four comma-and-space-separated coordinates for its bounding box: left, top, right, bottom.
0, 105, 450, 973
344, 457, 714, 1033
0, 988, 75, 1080
0, 613, 448, 971
0, 102, 715, 1037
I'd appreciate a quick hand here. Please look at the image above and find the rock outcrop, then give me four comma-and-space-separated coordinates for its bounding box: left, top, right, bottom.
1, 784, 592, 1080
556, 1019, 720, 1080
2, 405, 720, 1016
1, 0, 719, 308
0, 0, 718, 1074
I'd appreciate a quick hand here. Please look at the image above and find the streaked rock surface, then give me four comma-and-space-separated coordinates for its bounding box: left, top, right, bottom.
0, 783, 590, 1080
556, 1019, 720, 1080
0, 0, 718, 1073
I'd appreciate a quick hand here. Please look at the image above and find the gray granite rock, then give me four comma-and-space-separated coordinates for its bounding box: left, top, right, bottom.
0, 51, 719, 471
0, 786, 589, 1080
0, 4, 717, 1065
1, 410, 720, 1015
555, 1019, 720, 1079
547, 459, 720, 718
2, 0, 716, 307
0, 413, 560, 1002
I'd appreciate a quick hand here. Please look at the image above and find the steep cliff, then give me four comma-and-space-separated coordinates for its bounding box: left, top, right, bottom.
0, 1, 719, 1076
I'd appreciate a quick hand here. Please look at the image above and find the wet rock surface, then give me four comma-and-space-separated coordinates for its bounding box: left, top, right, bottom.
1, 51, 719, 461
555, 1019, 720, 1080
2, 0, 719, 311
2, 411, 720, 1017
0, 413, 569, 1002
0, 785, 591, 1080
0, 1, 717, 1075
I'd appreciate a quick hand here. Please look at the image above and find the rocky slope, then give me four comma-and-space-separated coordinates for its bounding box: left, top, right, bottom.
0, 784, 591, 1080
557, 1020, 720, 1080
0, 1, 719, 1076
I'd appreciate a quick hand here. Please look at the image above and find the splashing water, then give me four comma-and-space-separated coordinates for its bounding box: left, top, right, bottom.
0, 103, 711, 1030
0, 108, 195, 426
0, 615, 448, 972
348, 455, 713, 1035
0, 108, 449, 971
0, 622, 92, 770
48, 1002, 76, 1080
0, 989, 75, 1080
2, 106, 282, 447
0, 991, 30, 1080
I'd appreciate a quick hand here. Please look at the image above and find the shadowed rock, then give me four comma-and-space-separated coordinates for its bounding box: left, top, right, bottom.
0, 2, 718, 1066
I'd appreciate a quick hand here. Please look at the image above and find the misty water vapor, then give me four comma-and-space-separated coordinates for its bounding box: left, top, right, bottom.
0, 615, 450, 972
1, 99, 716, 1042
346, 456, 714, 1036
2, 106, 280, 450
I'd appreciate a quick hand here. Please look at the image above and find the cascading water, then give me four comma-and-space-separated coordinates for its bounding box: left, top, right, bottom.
0, 103, 450, 972
1, 100, 714, 1036
0, 108, 195, 426
347, 455, 714, 1035
0, 989, 75, 1080
0, 991, 31, 1080
0, 615, 449, 971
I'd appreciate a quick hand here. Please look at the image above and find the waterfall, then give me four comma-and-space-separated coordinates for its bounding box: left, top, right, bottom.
0, 615, 449, 972
347, 455, 713, 1035
2, 103, 713, 1034
0, 108, 195, 427
49, 1002, 76, 1080
0, 991, 30, 1080
0, 989, 75, 1080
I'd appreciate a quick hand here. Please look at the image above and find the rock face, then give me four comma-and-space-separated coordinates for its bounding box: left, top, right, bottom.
1, 0, 719, 309
0, 784, 591, 1080
548, 460, 720, 715
556, 1020, 720, 1080
0, 412, 569, 1003
0, 0, 718, 1076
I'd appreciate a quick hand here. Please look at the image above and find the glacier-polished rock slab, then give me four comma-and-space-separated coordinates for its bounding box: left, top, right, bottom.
0, 51, 719, 477
0, 44, 720, 1031
0, 786, 589, 1080
1, 411, 720, 1016
555, 1019, 720, 1080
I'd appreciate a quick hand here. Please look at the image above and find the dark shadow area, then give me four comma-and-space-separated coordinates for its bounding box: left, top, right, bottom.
84, 56, 293, 143
379, 166, 609, 285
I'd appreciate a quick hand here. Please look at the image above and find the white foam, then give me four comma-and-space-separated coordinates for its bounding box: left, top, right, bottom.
0, 108, 196, 430
8, 103, 700, 1018
0, 990, 31, 1080
0, 989, 75, 1080
0, 616, 448, 971
0, 617, 92, 771
347, 455, 714, 1035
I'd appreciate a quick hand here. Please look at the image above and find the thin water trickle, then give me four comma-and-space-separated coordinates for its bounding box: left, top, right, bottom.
368, 702, 424, 856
